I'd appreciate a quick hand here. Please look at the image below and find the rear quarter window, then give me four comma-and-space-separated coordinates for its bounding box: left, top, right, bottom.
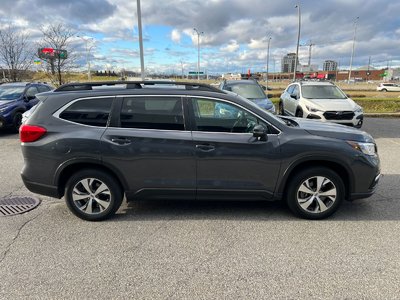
59, 98, 113, 127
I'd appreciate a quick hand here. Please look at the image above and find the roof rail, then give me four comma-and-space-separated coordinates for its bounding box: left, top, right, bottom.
54, 81, 224, 93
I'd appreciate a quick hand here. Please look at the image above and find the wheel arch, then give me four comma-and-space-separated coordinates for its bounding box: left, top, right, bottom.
55, 160, 128, 197
277, 159, 354, 200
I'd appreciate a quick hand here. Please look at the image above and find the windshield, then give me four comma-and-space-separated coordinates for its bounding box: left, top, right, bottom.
0, 86, 25, 100
229, 83, 266, 99
302, 85, 347, 99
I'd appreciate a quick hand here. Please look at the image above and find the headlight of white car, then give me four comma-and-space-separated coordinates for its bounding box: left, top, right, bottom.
354, 105, 363, 113
305, 105, 323, 113
347, 141, 376, 156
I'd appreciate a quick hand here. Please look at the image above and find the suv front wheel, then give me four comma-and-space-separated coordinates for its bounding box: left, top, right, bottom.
286, 167, 344, 219
65, 169, 123, 221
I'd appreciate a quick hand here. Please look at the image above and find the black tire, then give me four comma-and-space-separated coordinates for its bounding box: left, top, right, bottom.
279, 101, 285, 115
286, 167, 345, 220
295, 108, 303, 118
382, 89, 387, 92
13, 111, 23, 132
65, 169, 123, 221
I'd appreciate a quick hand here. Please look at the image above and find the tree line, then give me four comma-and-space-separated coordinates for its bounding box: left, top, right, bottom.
0, 24, 77, 85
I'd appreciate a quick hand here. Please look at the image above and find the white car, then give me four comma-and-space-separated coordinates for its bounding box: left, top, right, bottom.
376, 83, 400, 92
279, 81, 363, 128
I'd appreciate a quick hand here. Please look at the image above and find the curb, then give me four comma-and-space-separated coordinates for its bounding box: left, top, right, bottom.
364, 113, 400, 118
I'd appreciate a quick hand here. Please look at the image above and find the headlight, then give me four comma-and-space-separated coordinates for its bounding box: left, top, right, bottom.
305, 105, 323, 113
347, 141, 376, 156
355, 105, 363, 113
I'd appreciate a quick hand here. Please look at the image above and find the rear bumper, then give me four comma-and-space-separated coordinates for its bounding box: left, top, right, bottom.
21, 174, 62, 199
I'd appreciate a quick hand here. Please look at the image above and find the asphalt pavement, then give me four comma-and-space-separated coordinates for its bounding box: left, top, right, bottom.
0, 118, 399, 299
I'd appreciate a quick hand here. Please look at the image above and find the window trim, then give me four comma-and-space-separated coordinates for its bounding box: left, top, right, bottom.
186, 96, 281, 135
53, 96, 116, 128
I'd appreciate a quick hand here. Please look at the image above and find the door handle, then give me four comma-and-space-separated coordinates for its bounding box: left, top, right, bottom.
111, 137, 132, 145
196, 144, 215, 152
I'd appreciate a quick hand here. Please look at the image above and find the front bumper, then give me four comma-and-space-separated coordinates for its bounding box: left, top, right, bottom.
304, 110, 364, 127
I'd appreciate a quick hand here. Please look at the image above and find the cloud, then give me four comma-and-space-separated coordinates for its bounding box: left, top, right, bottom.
171, 29, 181, 43
220, 40, 240, 53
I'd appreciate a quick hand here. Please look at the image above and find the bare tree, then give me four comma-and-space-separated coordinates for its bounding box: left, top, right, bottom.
38, 24, 77, 85
0, 26, 33, 81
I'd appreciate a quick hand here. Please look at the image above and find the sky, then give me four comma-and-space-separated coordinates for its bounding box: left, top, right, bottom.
1, 0, 399, 75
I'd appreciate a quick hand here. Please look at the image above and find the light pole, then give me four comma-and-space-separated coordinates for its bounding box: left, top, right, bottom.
348, 16, 359, 83
266, 36, 271, 87
77, 36, 94, 81
293, 3, 301, 81
193, 28, 203, 81
136, 0, 145, 80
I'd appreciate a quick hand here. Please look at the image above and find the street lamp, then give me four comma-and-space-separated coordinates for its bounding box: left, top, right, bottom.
293, 3, 301, 81
266, 36, 271, 88
136, 0, 145, 80
348, 16, 359, 83
193, 28, 204, 81
77, 36, 95, 81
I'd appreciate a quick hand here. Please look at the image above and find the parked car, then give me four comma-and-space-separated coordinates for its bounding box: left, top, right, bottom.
279, 81, 364, 128
376, 83, 400, 92
20, 81, 380, 221
219, 79, 275, 113
0, 82, 53, 131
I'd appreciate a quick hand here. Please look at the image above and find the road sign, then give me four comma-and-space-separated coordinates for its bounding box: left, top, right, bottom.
188, 71, 204, 75
38, 48, 68, 59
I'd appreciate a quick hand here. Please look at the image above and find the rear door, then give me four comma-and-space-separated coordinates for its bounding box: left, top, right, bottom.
101, 95, 195, 200
188, 96, 281, 200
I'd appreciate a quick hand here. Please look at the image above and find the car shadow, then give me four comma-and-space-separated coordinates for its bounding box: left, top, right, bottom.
0, 128, 18, 138
110, 174, 400, 222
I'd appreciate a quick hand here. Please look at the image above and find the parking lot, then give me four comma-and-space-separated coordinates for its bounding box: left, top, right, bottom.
0, 118, 399, 299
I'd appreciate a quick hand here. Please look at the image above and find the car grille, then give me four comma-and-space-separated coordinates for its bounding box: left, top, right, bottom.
323, 111, 355, 120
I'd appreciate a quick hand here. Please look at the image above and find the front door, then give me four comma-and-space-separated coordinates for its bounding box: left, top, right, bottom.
189, 97, 281, 200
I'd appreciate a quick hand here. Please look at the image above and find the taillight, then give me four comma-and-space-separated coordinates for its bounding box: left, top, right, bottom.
20, 125, 47, 143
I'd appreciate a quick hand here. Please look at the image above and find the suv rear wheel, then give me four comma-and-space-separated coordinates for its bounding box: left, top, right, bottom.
65, 169, 123, 221
286, 167, 344, 219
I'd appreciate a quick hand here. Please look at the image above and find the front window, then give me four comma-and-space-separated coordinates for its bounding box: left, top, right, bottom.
302, 85, 347, 99
227, 83, 265, 99
191, 98, 267, 133
0, 86, 25, 100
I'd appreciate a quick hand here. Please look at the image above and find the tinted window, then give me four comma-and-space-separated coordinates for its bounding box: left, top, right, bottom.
286, 85, 295, 94
227, 83, 265, 99
302, 85, 346, 99
292, 85, 299, 97
191, 98, 266, 133
38, 85, 51, 92
120, 97, 184, 130
60, 98, 113, 127
26, 86, 39, 98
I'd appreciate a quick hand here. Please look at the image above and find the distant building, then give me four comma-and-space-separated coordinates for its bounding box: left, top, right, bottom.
281, 53, 298, 73
323, 60, 338, 71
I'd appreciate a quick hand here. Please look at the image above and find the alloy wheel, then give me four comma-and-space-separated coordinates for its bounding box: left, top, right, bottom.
296, 176, 337, 213
72, 178, 112, 215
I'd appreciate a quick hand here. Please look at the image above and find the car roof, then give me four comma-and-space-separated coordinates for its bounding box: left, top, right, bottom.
297, 81, 335, 86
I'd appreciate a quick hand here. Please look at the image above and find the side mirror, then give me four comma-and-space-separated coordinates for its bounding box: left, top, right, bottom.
253, 125, 267, 141
290, 94, 298, 100
225, 86, 232, 92
261, 85, 267, 91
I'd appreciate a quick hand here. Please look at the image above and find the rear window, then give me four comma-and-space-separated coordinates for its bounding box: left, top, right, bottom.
59, 98, 113, 127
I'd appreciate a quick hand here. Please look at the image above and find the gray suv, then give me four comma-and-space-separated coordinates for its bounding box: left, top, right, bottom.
20, 81, 380, 221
